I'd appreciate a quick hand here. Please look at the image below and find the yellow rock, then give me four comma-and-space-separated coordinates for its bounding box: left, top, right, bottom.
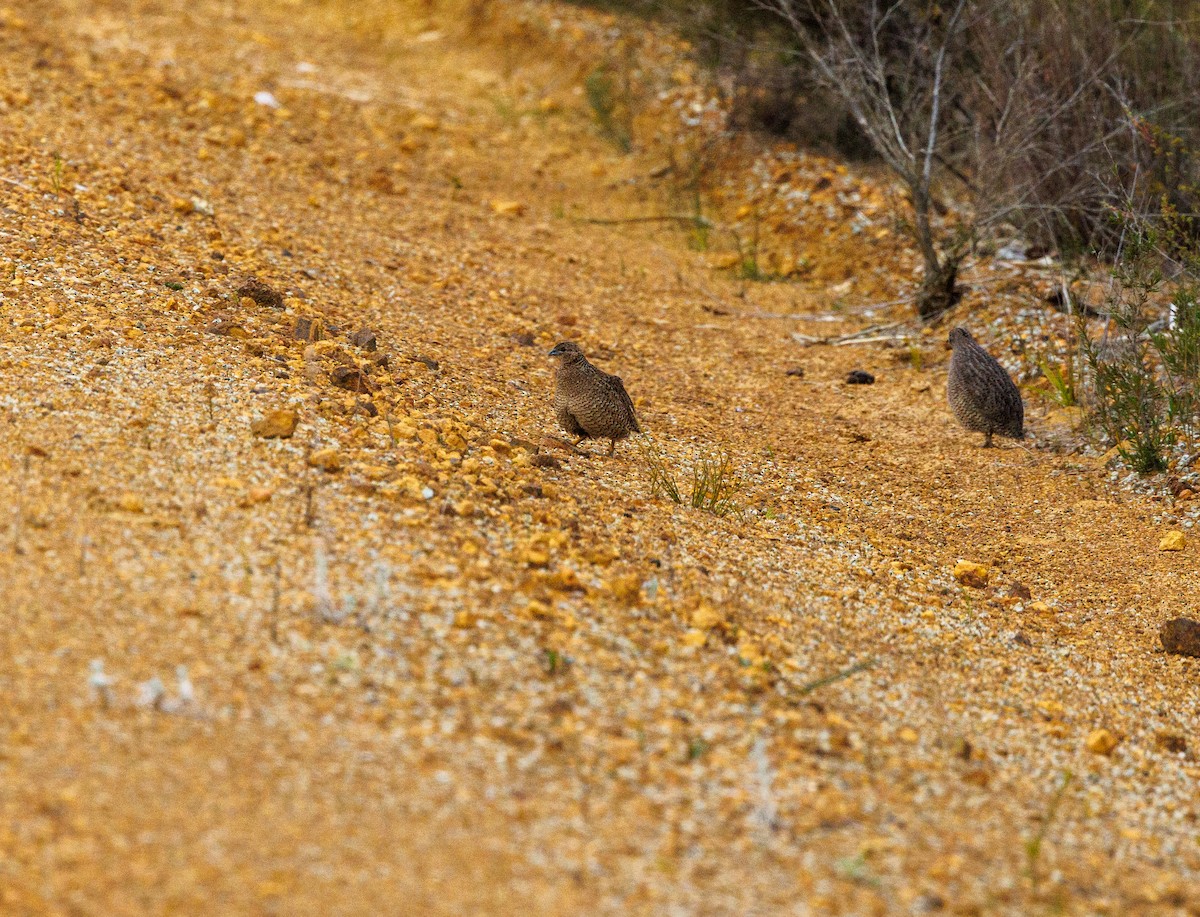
708, 253, 741, 270
251, 409, 298, 439
116, 493, 145, 513
490, 200, 525, 217
1160, 531, 1186, 552
241, 487, 274, 507
952, 560, 990, 588
736, 641, 764, 666
1035, 698, 1065, 717
544, 568, 582, 591
1029, 601, 1051, 613
411, 114, 440, 131
690, 603, 724, 630
307, 448, 342, 473
521, 548, 550, 568
360, 465, 395, 481
1086, 728, 1119, 755
897, 727, 919, 744
525, 600, 554, 621
453, 610, 477, 629
608, 575, 642, 606
681, 628, 708, 648
391, 420, 418, 440
587, 546, 619, 566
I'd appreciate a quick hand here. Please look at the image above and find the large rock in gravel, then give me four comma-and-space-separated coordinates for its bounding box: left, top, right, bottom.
251, 409, 299, 439
953, 560, 989, 589
1160, 531, 1186, 552
1160, 618, 1200, 657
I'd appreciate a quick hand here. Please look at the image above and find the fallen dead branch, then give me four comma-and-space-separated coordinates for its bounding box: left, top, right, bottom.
576, 214, 715, 228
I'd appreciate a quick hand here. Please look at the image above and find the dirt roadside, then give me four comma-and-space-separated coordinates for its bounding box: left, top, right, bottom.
1, 0, 1198, 913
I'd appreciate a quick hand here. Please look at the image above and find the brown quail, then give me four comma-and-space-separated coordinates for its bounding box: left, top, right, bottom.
548, 341, 640, 455
947, 327, 1025, 447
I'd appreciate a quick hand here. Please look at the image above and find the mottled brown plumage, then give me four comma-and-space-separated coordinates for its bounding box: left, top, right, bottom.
947, 327, 1025, 447
549, 342, 640, 455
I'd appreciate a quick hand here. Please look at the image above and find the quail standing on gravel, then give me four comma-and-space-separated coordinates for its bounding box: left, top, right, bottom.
947, 326, 1025, 447
548, 341, 640, 455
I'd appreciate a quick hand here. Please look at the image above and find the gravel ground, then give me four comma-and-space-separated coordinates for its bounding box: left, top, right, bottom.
1, 0, 1198, 914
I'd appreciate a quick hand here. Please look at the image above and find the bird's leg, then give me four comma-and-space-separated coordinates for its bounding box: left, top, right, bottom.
983, 432, 994, 448
608, 438, 616, 457
573, 436, 586, 448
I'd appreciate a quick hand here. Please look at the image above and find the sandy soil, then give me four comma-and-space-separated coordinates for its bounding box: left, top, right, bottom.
1, 0, 1198, 913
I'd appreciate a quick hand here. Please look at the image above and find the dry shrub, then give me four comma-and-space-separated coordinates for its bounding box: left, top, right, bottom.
573, 0, 1200, 278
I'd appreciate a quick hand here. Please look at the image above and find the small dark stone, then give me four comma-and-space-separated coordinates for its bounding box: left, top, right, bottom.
1168, 476, 1197, 498
356, 400, 379, 417
1012, 632, 1033, 648
410, 355, 439, 371
915, 893, 946, 913
1155, 731, 1188, 754
236, 276, 284, 309
532, 454, 561, 469
845, 370, 875, 385
1009, 582, 1032, 601
785, 366, 806, 378
348, 328, 378, 351
330, 365, 376, 393
293, 316, 324, 342
510, 332, 536, 347
1160, 617, 1200, 657
368, 352, 390, 369
521, 483, 544, 498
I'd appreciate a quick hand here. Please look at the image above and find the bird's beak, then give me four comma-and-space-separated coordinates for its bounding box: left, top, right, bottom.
548, 346, 563, 357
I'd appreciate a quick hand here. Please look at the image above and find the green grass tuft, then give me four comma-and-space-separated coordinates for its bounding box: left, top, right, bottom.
640, 442, 743, 517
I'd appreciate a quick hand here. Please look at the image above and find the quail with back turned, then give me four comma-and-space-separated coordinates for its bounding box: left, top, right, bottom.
548, 341, 640, 455
946, 327, 1025, 447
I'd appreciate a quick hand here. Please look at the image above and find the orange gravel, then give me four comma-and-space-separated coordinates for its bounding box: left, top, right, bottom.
1, 1, 1198, 914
